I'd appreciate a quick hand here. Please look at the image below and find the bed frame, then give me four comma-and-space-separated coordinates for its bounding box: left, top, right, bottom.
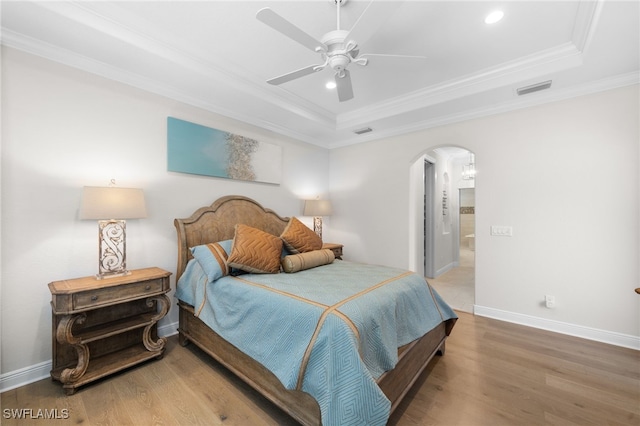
174, 195, 455, 425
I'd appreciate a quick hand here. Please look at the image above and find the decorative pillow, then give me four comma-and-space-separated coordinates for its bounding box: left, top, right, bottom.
190, 239, 233, 283
281, 249, 335, 273
280, 217, 322, 254
228, 224, 283, 274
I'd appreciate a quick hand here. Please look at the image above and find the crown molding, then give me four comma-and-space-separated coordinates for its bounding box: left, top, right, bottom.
328, 72, 639, 149
1, 29, 331, 148
572, 0, 604, 54
3, 0, 630, 151
8, 25, 634, 152
335, 0, 603, 132
29, 1, 338, 128
336, 41, 584, 132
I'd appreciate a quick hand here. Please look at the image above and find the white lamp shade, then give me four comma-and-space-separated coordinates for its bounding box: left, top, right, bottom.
303, 199, 333, 217
80, 186, 147, 220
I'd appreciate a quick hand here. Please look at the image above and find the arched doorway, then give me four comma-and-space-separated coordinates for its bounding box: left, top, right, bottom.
409, 147, 476, 313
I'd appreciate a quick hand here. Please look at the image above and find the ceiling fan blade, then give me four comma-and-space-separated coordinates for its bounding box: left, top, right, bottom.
257, 7, 327, 53
345, 1, 401, 46
267, 64, 321, 85
335, 70, 354, 102
359, 53, 427, 67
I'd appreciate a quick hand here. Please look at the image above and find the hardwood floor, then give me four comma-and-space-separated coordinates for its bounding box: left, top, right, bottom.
2, 312, 638, 425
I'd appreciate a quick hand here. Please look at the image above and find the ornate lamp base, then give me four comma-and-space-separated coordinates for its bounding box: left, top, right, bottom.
313, 216, 323, 241
96, 219, 130, 279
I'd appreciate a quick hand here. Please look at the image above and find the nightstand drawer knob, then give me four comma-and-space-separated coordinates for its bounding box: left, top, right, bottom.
91, 295, 98, 301
145, 285, 151, 291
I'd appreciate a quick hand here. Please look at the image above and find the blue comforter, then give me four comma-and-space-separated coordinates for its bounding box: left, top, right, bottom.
176, 260, 456, 425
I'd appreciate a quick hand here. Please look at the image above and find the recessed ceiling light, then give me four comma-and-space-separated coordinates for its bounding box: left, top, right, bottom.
325, 81, 337, 89
485, 10, 504, 24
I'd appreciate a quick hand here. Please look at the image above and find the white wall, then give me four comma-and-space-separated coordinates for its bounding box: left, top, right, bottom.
1, 45, 638, 388
330, 85, 639, 344
0, 48, 330, 376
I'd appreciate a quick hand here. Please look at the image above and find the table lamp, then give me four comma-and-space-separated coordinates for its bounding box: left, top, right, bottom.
80, 184, 147, 279
303, 199, 332, 240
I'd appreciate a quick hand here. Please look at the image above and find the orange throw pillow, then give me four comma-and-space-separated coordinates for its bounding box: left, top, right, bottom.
227, 224, 283, 274
280, 217, 322, 254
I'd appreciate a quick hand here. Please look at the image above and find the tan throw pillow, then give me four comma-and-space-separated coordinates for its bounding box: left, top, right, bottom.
227, 224, 283, 274
281, 249, 335, 273
280, 217, 322, 254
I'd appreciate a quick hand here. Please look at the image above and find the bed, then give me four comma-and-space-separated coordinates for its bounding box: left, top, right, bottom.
174, 195, 456, 425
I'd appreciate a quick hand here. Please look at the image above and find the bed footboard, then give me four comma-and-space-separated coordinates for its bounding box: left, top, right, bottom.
178, 301, 322, 426
178, 301, 451, 425
378, 321, 449, 413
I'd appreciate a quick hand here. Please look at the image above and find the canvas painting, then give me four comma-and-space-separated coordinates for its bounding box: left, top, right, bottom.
167, 117, 282, 184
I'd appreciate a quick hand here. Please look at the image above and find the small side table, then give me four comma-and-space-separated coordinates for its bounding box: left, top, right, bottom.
322, 243, 343, 260
49, 267, 171, 394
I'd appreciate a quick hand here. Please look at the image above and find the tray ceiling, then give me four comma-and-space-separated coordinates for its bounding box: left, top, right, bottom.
2, 1, 638, 148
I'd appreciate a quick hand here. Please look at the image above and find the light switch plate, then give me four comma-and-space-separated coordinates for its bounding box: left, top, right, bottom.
491, 225, 513, 236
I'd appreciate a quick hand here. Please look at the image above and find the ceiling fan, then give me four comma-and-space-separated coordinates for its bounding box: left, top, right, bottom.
256, 0, 426, 102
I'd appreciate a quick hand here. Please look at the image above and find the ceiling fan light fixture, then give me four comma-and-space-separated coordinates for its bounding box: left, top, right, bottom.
484, 10, 504, 24
326, 81, 337, 89
329, 54, 351, 74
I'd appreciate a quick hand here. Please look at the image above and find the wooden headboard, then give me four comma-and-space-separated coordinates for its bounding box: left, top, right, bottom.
174, 195, 290, 280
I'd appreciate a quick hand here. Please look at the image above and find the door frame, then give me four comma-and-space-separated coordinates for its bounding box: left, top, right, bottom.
424, 159, 436, 278
408, 153, 436, 276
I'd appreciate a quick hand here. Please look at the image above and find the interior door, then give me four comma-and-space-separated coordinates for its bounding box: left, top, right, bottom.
424, 159, 435, 278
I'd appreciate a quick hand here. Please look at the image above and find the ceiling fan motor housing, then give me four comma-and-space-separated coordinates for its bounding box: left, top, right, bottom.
321, 30, 358, 75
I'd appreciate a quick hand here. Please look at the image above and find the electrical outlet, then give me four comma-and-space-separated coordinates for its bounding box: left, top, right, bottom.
545, 295, 556, 308
491, 225, 513, 236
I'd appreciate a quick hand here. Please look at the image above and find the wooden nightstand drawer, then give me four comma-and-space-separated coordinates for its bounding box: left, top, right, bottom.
50, 267, 171, 314
73, 278, 164, 310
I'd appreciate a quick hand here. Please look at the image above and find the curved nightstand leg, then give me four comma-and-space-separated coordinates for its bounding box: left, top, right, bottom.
56, 314, 90, 384
142, 294, 170, 352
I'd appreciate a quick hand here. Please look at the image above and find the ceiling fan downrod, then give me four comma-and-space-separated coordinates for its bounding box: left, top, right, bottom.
333, 0, 348, 31
320, 0, 367, 77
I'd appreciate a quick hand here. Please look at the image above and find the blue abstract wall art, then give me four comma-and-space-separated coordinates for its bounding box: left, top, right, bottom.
167, 117, 282, 185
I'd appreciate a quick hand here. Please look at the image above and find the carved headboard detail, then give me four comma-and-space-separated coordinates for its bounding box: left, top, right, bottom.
174, 195, 290, 280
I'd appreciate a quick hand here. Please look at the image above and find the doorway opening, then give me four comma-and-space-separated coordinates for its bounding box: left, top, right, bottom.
409, 147, 475, 313
428, 186, 476, 313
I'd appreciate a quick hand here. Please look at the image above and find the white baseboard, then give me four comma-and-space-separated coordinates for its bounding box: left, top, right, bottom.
474, 305, 640, 350
0, 321, 179, 393
157, 321, 179, 340
434, 261, 459, 278
0, 361, 52, 394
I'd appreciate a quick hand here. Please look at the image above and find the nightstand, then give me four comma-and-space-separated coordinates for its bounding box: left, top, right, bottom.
322, 243, 343, 260
49, 267, 171, 394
